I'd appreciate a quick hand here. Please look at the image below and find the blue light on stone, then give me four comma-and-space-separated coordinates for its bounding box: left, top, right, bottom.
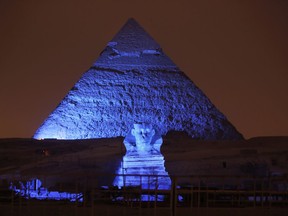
10, 178, 83, 202
33, 18, 243, 141
113, 123, 171, 201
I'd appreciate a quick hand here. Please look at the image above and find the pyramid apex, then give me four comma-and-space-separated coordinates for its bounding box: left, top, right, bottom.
95, 18, 176, 66
124, 18, 143, 29
108, 18, 161, 52
126, 17, 138, 24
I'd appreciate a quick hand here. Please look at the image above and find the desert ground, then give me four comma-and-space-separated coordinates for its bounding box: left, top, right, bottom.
1, 135, 288, 177
0, 135, 288, 216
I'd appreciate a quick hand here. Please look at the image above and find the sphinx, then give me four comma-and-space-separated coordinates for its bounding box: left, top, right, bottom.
113, 123, 171, 193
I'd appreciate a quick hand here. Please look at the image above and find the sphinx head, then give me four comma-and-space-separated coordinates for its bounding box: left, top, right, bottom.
131, 123, 155, 146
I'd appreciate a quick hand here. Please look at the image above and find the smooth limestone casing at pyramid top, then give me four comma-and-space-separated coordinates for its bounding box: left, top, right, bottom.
34, 18, 243, 140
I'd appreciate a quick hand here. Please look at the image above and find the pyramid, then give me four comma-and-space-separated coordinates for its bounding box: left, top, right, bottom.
34, 18, 243, 140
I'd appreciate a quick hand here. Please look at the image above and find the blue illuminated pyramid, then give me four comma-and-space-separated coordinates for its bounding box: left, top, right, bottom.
34, 18, 243, 140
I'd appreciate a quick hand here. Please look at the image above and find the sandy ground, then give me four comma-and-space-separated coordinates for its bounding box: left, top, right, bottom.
0, 135, 287, 184
0, 136, 288, 215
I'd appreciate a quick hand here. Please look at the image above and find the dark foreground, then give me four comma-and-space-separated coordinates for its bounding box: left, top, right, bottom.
0, 136, 288, 215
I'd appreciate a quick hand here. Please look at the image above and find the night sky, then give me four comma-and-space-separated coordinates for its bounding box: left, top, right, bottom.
0, 0, 287, 139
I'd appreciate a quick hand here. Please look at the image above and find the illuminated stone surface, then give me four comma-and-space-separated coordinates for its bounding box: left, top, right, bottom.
10, 179, 82, 202
113, 123, 171, 191
34, 18, 242, 140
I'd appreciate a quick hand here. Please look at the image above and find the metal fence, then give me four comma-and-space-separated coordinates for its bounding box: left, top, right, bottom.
1, 174, 288, 216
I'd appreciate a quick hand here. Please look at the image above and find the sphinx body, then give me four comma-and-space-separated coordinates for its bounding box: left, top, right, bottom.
113, 123, 171, 192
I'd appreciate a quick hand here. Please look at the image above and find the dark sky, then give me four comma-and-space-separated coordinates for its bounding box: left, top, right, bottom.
0, 0, 287, 139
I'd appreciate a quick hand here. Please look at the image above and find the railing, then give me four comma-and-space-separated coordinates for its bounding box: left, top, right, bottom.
1, 174, 288, 216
